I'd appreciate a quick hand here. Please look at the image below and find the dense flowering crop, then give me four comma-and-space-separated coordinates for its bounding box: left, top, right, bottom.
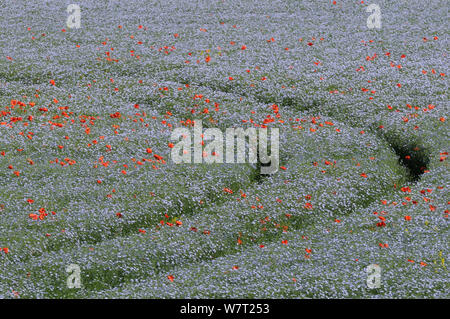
0, 0, 448, 298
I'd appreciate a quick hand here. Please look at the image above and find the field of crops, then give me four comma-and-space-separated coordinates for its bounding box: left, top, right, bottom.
0, 0, 448, 298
